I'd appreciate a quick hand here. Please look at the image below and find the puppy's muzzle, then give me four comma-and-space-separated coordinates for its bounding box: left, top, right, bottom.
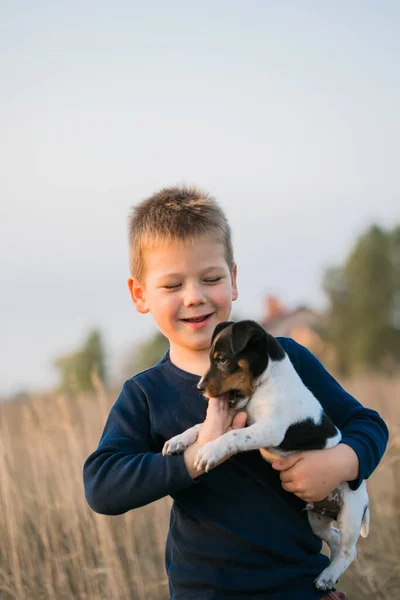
197, 374, 208, 393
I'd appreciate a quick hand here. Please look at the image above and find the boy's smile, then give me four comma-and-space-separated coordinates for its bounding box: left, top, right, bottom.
181, 313, 214, 328
128, 234, 238, 373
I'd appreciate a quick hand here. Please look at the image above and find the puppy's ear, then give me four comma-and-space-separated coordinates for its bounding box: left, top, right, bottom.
231, 320, 266, 354
212, 321, 234, 343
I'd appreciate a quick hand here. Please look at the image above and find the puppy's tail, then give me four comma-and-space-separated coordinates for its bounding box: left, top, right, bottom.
360, 504, 370, 538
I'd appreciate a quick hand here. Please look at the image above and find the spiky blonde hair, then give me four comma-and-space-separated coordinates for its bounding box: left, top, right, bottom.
128, 185, 234, 281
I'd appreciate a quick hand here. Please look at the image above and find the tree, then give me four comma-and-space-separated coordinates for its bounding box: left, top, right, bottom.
345, 225, 392, 371
124, 331, 170, 378
54, 329, 107, 393
322, 266, 352, 376
323, 224, 399, 375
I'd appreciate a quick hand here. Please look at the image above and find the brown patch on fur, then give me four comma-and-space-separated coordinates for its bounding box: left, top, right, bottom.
206, 368, 254, 398
202, 351, 257, 398
236, 359, 254, 395
307, 487, 344, 519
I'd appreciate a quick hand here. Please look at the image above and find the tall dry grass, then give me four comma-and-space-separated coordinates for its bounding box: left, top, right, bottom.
0, 375, 398, 599
337, 376, 400, 599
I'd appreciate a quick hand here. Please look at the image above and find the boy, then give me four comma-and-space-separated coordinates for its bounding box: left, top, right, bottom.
83, 186, 388, 600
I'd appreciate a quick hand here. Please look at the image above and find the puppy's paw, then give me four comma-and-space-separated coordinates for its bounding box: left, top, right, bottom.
193, 440, 226, 473
314, 569, 337, 592
314, 546, 355, 591
162, 429, 198, 456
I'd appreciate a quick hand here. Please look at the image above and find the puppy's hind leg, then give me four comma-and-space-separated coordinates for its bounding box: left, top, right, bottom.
308, 511, 341, 563
314, 500, 364, 591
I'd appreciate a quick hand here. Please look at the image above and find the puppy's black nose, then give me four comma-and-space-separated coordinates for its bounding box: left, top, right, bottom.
197, 371, 209, 392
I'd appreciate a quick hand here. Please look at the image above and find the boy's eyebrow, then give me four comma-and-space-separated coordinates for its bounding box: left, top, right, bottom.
201, 266, 226, 275
157, 272, 181, 279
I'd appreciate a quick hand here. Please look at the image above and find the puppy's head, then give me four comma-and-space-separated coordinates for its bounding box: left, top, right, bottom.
197, 320, 284, 409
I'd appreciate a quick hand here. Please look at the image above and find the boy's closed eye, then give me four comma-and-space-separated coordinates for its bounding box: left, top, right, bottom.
164, 283, 182, 290
163, 277, 224, 290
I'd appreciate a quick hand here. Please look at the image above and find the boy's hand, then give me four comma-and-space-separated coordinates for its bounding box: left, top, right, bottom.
197, 396, 247, 446
184, 397, 247, 478
271, 444, 359, 503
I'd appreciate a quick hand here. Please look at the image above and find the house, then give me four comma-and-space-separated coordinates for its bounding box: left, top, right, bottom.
259, 296, 331, 362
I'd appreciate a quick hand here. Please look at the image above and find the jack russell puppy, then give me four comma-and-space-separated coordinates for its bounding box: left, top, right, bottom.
163, 320, 370, 592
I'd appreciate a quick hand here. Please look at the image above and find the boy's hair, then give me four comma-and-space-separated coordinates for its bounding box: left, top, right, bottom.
128, 185, 234, 281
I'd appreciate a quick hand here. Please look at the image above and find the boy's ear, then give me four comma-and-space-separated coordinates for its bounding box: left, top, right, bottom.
231, 263, 238, 301
127, 277, 150, 314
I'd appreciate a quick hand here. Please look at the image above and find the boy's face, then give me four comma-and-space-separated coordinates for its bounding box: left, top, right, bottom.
128, 235, 238, 354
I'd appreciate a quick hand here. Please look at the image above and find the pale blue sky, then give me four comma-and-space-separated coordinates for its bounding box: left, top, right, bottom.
1, 1, 399, 396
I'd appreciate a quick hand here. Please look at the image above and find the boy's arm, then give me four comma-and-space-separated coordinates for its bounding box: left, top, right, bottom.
285, 338, 389, 490
83, 379, 198, 515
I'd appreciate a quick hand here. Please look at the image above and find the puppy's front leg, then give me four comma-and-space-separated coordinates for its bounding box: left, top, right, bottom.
162, 424, 202, 456
194, 421, 283, 472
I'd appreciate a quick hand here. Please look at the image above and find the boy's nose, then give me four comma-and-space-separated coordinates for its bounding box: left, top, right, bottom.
183, 283, 206, 307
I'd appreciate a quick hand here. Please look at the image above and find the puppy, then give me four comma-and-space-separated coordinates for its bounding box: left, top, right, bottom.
163, 320, 370, 591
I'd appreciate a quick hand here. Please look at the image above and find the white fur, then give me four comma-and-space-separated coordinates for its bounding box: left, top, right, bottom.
163, 352, 369, 591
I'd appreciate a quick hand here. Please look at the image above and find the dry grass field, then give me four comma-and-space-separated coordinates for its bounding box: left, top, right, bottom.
0, 375, 398, 599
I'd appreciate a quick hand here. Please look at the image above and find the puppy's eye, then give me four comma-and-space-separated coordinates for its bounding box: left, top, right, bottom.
217, 357, 229, 366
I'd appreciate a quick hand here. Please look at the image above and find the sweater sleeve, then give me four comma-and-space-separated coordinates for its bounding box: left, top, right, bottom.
83, 379, 197, 515
284, 338, 389, 491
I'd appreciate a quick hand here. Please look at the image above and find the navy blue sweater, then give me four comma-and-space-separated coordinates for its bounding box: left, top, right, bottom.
83, 338, 388, 600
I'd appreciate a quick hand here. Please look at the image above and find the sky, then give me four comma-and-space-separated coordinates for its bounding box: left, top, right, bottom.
1, 1, 399, 396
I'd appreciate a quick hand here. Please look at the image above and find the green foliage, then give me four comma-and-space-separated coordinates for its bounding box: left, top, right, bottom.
323, 224, 400, 375
54, 329, 107, 393
346, 226, 392, 369
322, 266, 352, 376
129, 331, 170, 376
